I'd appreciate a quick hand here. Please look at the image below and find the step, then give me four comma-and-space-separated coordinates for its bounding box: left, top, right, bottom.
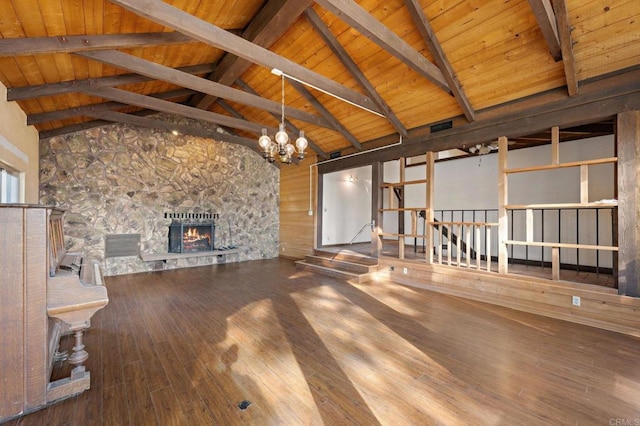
295, 261, 371, 283
313, 249, 378, 266
303, 255, 376, 274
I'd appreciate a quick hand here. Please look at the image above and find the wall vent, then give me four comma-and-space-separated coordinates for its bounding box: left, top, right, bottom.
430, 121, 453, 133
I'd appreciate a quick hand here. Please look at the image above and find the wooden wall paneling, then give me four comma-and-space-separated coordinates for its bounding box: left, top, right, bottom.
0, 207, 26, 419
24, 208, 48, 408
615, 110, 639, 297
280, 158, 316, 259
378, 257, 640, 337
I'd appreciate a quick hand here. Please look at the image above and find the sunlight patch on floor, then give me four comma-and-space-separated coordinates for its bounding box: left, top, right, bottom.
223, 298, 325, 424
291, 285, 505, 424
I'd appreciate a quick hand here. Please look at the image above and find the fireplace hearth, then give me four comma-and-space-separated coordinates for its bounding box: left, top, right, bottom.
168, 220, 216, 253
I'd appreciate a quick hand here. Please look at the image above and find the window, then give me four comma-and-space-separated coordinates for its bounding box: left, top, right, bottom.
0, 165, 20, 203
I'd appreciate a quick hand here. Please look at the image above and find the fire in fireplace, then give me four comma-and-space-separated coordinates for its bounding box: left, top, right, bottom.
168, 221, 216, 253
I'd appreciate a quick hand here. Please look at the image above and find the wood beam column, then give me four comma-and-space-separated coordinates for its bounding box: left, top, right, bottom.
371, 162, 383, 257
426, 151, 435, 264
398, 158, 405, 259
316, 170, 325, 250
616, 111, 640, 297
498, 136, 509, 274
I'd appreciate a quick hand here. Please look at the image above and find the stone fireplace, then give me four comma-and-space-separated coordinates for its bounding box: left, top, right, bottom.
38, 117, 279, 275
168, 213, 217, 253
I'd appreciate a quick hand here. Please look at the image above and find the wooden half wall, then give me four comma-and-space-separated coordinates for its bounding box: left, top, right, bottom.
377, 258, 640, 338
279, 157, 316, 259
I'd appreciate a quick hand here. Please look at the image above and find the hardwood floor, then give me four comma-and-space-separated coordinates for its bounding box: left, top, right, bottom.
9, 258, 640, 425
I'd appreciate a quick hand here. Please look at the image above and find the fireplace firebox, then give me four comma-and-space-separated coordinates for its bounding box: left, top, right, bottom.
168, 221, 216, 253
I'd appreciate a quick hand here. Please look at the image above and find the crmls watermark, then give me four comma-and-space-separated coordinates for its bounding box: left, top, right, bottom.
610, 419, 640, 426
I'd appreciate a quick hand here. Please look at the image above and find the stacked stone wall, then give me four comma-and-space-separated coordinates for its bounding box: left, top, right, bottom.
39, 122, 279, 275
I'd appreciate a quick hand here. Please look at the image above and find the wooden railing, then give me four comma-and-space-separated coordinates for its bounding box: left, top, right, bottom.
429, 221, 498, 272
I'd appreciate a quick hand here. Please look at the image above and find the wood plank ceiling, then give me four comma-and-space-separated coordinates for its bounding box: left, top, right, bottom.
0, 0, 638, 158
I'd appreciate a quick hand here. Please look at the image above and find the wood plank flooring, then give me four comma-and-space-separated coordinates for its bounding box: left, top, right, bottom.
8, 258, 640, 425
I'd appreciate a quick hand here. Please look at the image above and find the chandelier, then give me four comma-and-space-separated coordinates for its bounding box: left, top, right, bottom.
258, 69, 308, 163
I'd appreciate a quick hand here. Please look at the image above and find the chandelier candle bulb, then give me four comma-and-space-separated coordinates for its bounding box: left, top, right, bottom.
275, 123, 289, 146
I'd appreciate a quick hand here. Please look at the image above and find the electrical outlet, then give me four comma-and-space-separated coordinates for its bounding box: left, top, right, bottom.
572, 295, 581, 307
403, 267, 408, 275
307, 210, 313, 216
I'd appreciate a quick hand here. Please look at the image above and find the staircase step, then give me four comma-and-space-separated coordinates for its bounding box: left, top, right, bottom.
303, 255, 375, 274
295, 261, 371, 283
313, 249, 378, 266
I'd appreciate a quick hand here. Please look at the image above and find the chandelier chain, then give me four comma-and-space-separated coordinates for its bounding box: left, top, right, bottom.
280, 75, 285, 126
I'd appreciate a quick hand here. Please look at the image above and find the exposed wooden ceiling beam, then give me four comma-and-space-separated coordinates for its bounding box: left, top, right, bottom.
235, 79, 329, 159
318, 68, 640, 172
7, 63, 215, 101
110, 0, 383, 115
28, 88, 194, 125
403, 0, 475, 122
314, 0, 450, 93
191, 0, 313, 110
87, 110, 259, 148
83, 87, 274, 134
77, 50, 331, 129
527, 0, 562, 61
553, 0, 579, 96
39, 120, 113, 140
288, 79, 362, 150
303, 8, 407, 137
0, 32, 194, 57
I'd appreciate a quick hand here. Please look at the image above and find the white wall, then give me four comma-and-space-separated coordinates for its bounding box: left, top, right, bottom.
322, 165, 372, 245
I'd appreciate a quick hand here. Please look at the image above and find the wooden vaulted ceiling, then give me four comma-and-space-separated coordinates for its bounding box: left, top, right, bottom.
0, 0, 638, 159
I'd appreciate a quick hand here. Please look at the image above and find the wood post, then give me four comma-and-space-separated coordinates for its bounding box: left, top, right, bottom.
371, 162, 383, 257
616, 111, 640, 297
552, 247, 560, 281
316, 169, 324, 250
580, 164, 589, 204
498, 136, 509, 274
426, 151, 435, 264
551, 125, 560, 165
398, 158, 405, 249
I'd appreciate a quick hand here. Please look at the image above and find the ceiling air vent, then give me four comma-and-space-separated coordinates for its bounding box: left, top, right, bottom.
430, 121, 453, 133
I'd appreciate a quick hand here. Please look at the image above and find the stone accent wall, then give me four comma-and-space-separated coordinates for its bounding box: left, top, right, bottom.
39, 122, 279, 276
